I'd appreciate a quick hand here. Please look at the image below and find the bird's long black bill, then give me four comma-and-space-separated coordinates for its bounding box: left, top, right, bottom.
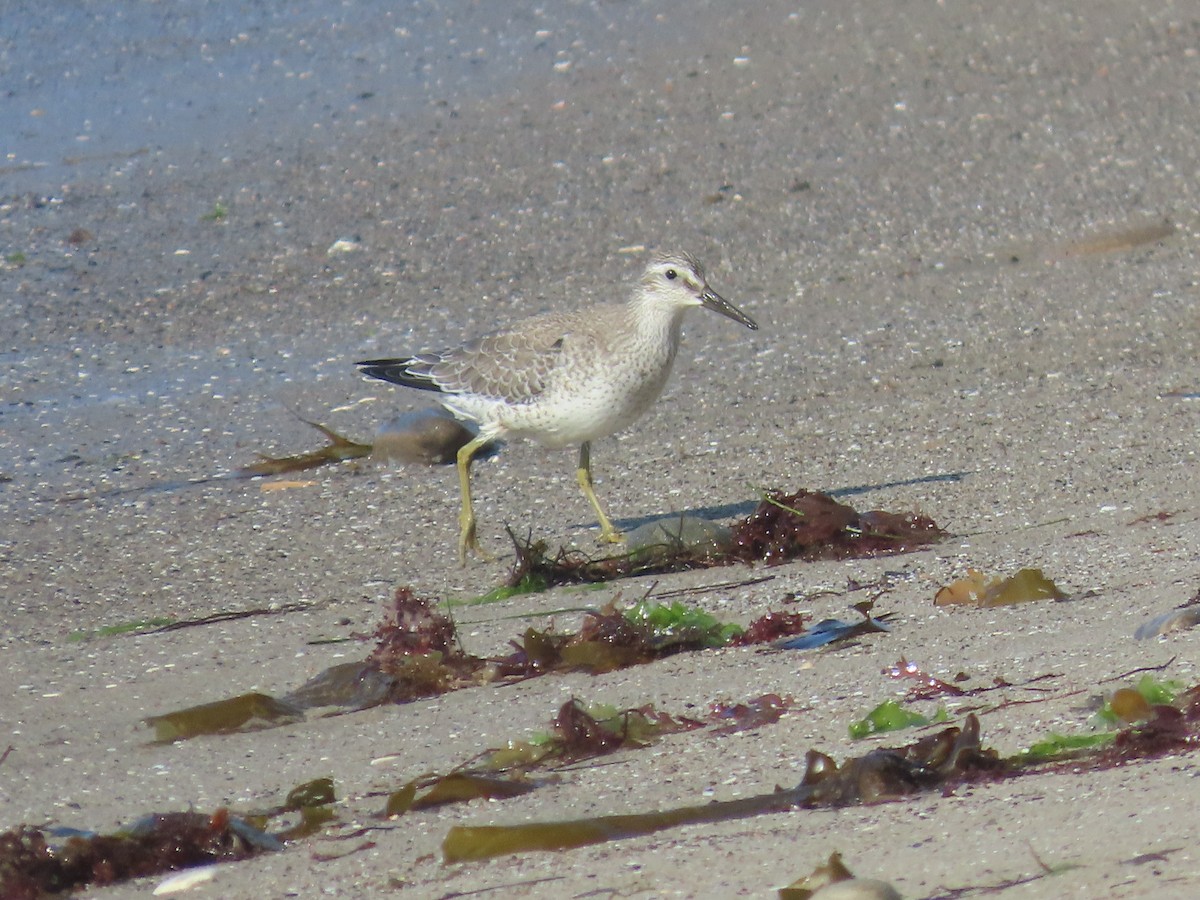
701, 289, 758, 330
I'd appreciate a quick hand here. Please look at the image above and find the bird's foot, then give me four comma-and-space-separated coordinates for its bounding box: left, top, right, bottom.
458, 517, 496, 566
598, 526, 625, 545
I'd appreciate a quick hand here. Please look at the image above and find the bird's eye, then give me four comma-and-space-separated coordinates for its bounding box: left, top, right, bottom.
665, 269, 678, 280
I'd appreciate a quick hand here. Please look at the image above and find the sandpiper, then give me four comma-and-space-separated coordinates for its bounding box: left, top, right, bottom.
358, 250, 758, 564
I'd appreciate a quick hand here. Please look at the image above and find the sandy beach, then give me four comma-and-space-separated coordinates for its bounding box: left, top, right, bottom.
3, 1, 1199, 896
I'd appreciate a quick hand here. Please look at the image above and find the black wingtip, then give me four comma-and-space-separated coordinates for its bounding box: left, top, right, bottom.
356, 358, 443, 392
356, 358, 406, 381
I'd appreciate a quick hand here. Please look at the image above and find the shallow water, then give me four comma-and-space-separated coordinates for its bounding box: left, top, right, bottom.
2, 0, 684, 195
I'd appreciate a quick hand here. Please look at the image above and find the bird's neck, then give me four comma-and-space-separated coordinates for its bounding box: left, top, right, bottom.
627, 292, 687, 340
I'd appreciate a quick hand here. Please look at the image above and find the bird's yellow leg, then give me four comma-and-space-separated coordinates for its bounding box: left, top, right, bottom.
456, 433, 496, 565
577, 441, 623, 543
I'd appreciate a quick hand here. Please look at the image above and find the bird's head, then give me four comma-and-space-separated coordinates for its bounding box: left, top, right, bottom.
640, 251, 758, 330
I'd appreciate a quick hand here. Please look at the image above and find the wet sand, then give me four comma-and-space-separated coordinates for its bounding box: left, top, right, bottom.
3, 1, 1200, 896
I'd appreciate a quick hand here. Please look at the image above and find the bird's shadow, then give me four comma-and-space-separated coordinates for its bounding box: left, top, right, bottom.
596, 470, 974, 534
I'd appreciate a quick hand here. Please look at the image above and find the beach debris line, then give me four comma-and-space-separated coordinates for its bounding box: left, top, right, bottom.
442, 680, 1200, 864
502, 488, 944, 589
145, 693, 305, 743
383, 699, 710, 818
440, 713, 1004, 863
141, 587, 829, 741
9, 679, 1200, 895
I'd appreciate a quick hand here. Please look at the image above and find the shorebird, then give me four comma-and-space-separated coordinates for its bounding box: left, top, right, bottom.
357, 250, 758, 564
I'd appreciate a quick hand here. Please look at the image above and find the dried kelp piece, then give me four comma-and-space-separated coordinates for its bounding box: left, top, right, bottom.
934, 567, 1067, 607
779, 852, 902, 900
797, 714, 1003, 806
780, 851, 855, 898
442, 792, 797, 864
503, 489, 944, 588
0, 809, 275, 897
271, 806, 337, 843
441, 715, 1003, 862
145, 693, 305, 743
385, 774, 536, 817
284, 778, 336, 811
727, 490, 944, 567
237, 419, 371, 478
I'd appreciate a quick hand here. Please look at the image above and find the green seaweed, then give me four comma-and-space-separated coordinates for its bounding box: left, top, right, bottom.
68, 618, 177, 642
848, 700, 948, 740
623, 599, 744, 649
458, 572, 550, 606
1017, 731, 1116, 763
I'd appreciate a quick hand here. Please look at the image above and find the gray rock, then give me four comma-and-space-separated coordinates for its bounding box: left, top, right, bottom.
626, 514, 733, 558
371, 410, 475, 466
